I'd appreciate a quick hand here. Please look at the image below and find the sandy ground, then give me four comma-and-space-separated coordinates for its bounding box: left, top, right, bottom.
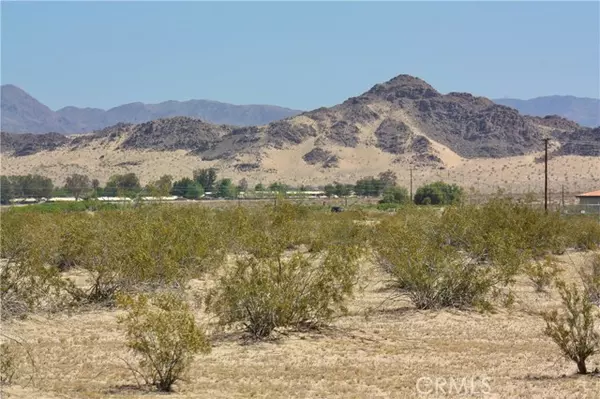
2, 251, 600, 398
1, 144, 599, 199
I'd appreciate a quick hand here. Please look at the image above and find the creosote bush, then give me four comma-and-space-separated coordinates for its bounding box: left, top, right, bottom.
374, 210, 512, 310
0, 212, 76, 318
526, 256, 562, 293
542, 281, 600, 374
117, 292, 211, 392
206, 202, 367, 339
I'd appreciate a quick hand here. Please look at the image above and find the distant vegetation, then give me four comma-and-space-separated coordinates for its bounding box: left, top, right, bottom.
1, 169, 464, 206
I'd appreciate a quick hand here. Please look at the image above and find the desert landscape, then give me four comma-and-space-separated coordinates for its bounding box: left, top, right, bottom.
2, 203, 600, 399
2, 75, 599, 197
2, 2, 600, 398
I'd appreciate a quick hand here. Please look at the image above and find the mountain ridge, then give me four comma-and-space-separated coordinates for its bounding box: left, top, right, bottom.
493, 95, 599, 127
1, 84, 303, 134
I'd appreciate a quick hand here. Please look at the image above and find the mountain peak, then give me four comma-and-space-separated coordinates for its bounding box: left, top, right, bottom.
365, 74, 440, 100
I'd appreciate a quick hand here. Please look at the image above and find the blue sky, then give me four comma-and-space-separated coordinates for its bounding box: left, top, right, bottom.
1, 1, 599, 110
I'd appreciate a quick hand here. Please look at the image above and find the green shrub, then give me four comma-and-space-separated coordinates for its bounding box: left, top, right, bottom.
0, 212, 75, 318
117, 293, 211, 392
543, 281, 600, 374
374, 211, 507, 310
379, 186, 410, 205
206, 204, 365, 338
568, 217, 600, 250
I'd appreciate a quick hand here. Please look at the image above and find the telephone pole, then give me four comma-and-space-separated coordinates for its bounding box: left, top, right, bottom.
409, 167, 413, 201
544, 138, 550, 213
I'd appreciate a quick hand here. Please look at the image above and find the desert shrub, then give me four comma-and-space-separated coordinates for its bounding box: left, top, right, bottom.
374, 211, 509, 310
525, 256, 562, 293
117, 293, 210, 392
580, 253, 600, 305
206, 204, 366, 338
0, 211, 75, 318
543, 281, 600, 374
568, 216, 600, 250
438, 199, 571, 267
69, 207, 225, 303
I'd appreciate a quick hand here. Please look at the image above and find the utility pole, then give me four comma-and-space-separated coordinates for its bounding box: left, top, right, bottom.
409, 167, 413, 201
561, 184, 565, 211
544, 138, 550, 213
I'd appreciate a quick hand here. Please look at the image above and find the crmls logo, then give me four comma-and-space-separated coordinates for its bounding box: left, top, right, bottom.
416, 376, 492, 396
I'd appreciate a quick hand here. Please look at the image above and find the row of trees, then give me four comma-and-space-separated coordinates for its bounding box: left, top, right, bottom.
0, 169, 464, 205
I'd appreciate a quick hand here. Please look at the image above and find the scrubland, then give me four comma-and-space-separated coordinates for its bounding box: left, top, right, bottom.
1, 201, 600, 398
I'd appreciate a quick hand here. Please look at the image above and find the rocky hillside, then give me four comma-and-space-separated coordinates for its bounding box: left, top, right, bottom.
493, 96, 600, 128
0, 84, 302, 134
2, 74, 597, 173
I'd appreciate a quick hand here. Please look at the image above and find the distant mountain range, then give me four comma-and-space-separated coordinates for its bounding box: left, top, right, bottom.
0, 84, 302, 134
492, 96, 599, 128
1, 84, 598, 135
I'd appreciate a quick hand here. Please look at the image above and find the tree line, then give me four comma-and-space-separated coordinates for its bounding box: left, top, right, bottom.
0, 169, 464, 206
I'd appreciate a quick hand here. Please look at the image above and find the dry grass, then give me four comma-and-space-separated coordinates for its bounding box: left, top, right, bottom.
2, 251, 600, 398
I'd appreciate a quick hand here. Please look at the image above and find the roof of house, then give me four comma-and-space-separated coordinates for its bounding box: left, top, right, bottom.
576, 190, 600, 198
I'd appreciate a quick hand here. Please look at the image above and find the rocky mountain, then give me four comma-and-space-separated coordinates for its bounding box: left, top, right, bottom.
493, 96, 600, 128
3, 75, 593, 160
0, 84, 302, 134
2, 74, 598, 192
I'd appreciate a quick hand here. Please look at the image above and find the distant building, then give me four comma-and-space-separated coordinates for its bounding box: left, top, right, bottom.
576, 190, 600, 206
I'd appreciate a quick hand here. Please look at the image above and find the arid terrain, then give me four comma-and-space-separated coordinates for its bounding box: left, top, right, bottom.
1, 75, 599, 196
3, 250, 600, 399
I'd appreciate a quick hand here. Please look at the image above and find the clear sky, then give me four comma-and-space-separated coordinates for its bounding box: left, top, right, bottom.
1, 1, 599, 111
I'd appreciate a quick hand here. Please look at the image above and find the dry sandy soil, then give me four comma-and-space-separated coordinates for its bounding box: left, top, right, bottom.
2, 251, 600, 399
1, 126, 599, 198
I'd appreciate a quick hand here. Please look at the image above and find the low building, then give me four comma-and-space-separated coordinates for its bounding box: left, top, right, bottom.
46, 197, 81, 202
576, 190, 600, 206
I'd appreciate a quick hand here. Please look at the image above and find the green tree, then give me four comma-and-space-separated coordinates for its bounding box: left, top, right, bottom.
216, 179, 237, 199
255, 183, 265, 191
193, 168, 217, 192
147, 175, 173, 197
380, 186, 410, 204
269, 182, 288, 193
104, 173, 141, 197
65, 173, 91, 200
91, 179, 102, 197
11, 174, 54, 199
323, 184, 336, 198
171, 178, 203, 199
414, 181, 464, 205
0, 176, 14, 205
354, 177, 384, 197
